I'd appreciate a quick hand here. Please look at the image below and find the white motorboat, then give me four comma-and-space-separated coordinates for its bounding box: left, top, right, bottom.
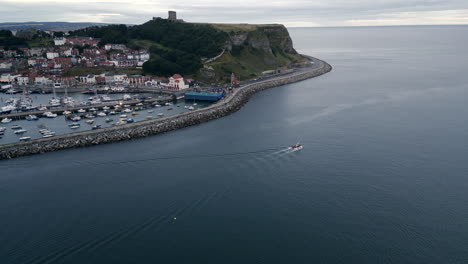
97, 112, 107, 117
44, 112, 58, 118
63, 111, 72, 115
101, 95, 112, 102
289, 143, 303, 152
86, 119, 95, 124
19, 136, 31, 141
157, 113, 164, 117
14, 129, 27, 134
77, 109, 86, 113
1, 118, 12, 123
26, 115, 39, 121
49, 98, 61, 107
188, 106, 195, 110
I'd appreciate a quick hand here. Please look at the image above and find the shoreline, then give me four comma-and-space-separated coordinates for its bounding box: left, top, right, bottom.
0, 57, 332, 160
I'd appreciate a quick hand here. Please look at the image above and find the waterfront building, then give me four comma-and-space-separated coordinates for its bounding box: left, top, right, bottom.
16, 76, 29, 85
167, 74, 189, 90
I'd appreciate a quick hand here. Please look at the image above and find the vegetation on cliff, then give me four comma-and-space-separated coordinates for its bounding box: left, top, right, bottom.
70, 20, 228, 76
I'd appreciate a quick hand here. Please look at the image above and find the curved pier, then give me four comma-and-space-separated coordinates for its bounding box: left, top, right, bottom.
0, 58, 332, 160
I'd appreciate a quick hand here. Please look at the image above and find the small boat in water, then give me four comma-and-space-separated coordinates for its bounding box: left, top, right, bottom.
120, 115, 127, 118
157, 113, 164, 117
86, 119, 95, 124
289, 143, 303, 152
14, 129, 27, 134
26, 115, 39, 121
43, 112, 58, 118
63, 111, 72, 115
19, 136, 31, 141
68, 123, 80, 127
69, 125, 80, 129
11, 125, 22, 130
0, 126, 6, 132
126, 118, 134, 123
71, 116, 81, 121
77, 109, 86, 113
147, 110, 154, 113
105, 118, 113, 123
97, 112, 107, 117
131, 112, 139, 116
188, 106, 195, 110
1, 118, 12, 123
91, 124, 102, 130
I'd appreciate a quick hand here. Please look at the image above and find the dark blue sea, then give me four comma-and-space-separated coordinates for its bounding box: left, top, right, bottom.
1, 26, 467, 263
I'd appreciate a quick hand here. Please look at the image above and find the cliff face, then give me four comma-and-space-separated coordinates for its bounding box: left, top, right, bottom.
199, 23, 304, 82
223, 24, 296, 54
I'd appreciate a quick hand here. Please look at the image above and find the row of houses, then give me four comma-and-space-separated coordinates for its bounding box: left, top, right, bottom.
0, 73, 193, 90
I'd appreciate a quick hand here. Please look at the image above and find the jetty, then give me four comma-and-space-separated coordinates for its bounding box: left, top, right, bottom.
0, 57, 332, 160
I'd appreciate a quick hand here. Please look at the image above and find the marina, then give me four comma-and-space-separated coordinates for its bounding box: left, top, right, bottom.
0, 91, 213, 145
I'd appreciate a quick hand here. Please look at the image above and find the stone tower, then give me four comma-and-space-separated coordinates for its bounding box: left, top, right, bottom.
168, 11, 177, 21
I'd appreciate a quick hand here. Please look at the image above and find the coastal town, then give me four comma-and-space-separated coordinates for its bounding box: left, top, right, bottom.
0, 11, 320, 147
0, 35, 196, 92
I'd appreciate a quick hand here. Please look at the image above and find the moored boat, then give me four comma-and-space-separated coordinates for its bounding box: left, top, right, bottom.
14, 129, 27, 134
26, 115, 39, 121
1, 118, 12, 123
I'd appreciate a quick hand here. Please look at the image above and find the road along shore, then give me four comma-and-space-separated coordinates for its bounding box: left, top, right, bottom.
0, 57, 332, 160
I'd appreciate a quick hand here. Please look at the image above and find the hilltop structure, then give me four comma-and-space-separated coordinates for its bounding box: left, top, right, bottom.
168, 11, 177, 21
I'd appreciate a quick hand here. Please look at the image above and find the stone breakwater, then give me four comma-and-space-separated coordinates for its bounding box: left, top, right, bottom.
0, 58, 332, 160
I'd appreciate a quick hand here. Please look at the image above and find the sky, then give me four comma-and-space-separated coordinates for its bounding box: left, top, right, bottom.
0, 0, 467, 27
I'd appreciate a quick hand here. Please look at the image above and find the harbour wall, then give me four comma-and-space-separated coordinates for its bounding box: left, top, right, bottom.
0, 58, 332, 160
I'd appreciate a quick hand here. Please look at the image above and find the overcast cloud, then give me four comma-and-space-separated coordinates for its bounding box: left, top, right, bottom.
1, 0, 467, 26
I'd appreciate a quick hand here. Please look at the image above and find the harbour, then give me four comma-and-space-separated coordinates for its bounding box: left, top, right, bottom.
0, 58, 331, 158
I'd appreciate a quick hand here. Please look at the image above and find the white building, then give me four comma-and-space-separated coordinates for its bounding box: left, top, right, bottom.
27, 58, 37, 66
0, 73, 20, 83
104, 44, 127, 51
167, 74, 189, 90
46, 52, 59, 60
113, 74, 128, 84
35, 76, 52, 86
54, 38, 66, 46
17, 76, 30, 85
0, 62, 13, 70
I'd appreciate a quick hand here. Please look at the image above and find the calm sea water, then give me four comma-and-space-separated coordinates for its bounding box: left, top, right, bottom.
1, 26, 467, 263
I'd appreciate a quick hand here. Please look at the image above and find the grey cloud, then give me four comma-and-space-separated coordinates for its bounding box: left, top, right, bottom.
0, 0, 467, 26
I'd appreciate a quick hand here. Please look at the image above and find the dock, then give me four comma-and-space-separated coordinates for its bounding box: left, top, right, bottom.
0, 96, 174, 120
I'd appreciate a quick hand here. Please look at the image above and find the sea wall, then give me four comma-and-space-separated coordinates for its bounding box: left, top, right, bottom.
0, 58, 332, 160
